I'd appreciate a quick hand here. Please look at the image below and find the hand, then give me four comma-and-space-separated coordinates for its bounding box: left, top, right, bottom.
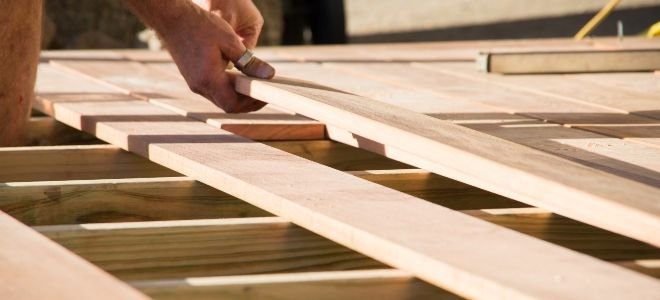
192, 0, 263, 49
129, 0, 275, 113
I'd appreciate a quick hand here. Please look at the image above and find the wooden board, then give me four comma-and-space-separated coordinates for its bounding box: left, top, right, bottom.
36, 217, 385, 280
478, 48, 660, 74
0, 211, 147, 299
272, 63, 660, 188
235, 74, 660, 247
32, 83, 660, 300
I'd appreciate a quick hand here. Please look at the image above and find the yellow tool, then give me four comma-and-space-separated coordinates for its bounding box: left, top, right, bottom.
648, 22, 660, 38
574, 0, 621, 40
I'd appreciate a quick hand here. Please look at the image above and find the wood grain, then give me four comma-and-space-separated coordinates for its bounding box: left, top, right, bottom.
0, 145, 178, 182
274, 63, 660, 188
479, 48, 660, 74
37, 96, 660, 299
0, 177, 269, 226
0, 211, 147, 300
36, 218, 386, 281
48, 61, 325, 141
236, 74, 660, 248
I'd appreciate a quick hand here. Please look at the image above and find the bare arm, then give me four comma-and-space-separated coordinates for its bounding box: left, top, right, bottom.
124, 0, 275, 113
0, 0, 42, 146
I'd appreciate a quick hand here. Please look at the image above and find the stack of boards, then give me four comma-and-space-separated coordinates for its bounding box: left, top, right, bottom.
2, 37, 660, 299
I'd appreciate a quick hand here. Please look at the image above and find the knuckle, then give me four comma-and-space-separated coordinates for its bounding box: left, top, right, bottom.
189, 77, 212, 95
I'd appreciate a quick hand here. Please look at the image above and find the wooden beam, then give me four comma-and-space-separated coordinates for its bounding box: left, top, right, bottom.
0, 145, 178, 182
0, 212, 146, 299
477, 48, 660, 74
35, 217, 386, 281
236, 74, 660, 248
37, 95, 660, 299
0, 177, 269, 226
130, 269, 459, 300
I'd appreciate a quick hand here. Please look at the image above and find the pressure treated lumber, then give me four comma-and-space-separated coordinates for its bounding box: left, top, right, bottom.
478, 48, 660, 74
36, 217, 385, 280
275, 63, 660, 188
0, 211, 146, 300
35, 95, 660, 300
0, 145, 178, 182
236, 75, 660, 248
131, 269, 459, 300
0, 177, 269, 226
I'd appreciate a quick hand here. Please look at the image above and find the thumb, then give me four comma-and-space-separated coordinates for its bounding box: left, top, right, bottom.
216, 18, 275, 80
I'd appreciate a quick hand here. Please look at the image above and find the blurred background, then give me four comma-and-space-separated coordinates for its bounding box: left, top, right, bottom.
42, 0, 660, 50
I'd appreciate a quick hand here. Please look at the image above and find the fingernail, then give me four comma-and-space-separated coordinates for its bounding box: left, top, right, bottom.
244, 57, 276, 79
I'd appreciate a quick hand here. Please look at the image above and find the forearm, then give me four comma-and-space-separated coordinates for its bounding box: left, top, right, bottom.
0, 0, 42, 146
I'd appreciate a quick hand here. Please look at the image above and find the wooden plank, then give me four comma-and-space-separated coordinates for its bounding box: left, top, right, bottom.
36, 217, 386, 281
478, 48, 660, 74
47, 61, 325, 141
236, 74, 660, 248
0, 177, 269, 226
569, 72, 660, 97
0, 211, 146, 300
408, 62, 660, 148
38, 95, 660, 299
423, 62, 660, 120
0, 145, 178, 182
131, 269, 459, 300
462, 208, 660, 261
274, 63, 660, 188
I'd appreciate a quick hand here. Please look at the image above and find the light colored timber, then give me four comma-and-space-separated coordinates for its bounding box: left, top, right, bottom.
0, 177, 269, 226
130, 269, 459, 300
0, 145, 178, 182
419, 62, 660, 120
34, 95, 660, 299
235, 74, 660, 247
47, 61, 325, 141
408, 62, 660, 149
0, 211, 146, 300
26, 116, 100, 146
35, 217, 386, 281
569, 72, 660, 97
478, 48, 660, 74
274, 63, 660, 188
